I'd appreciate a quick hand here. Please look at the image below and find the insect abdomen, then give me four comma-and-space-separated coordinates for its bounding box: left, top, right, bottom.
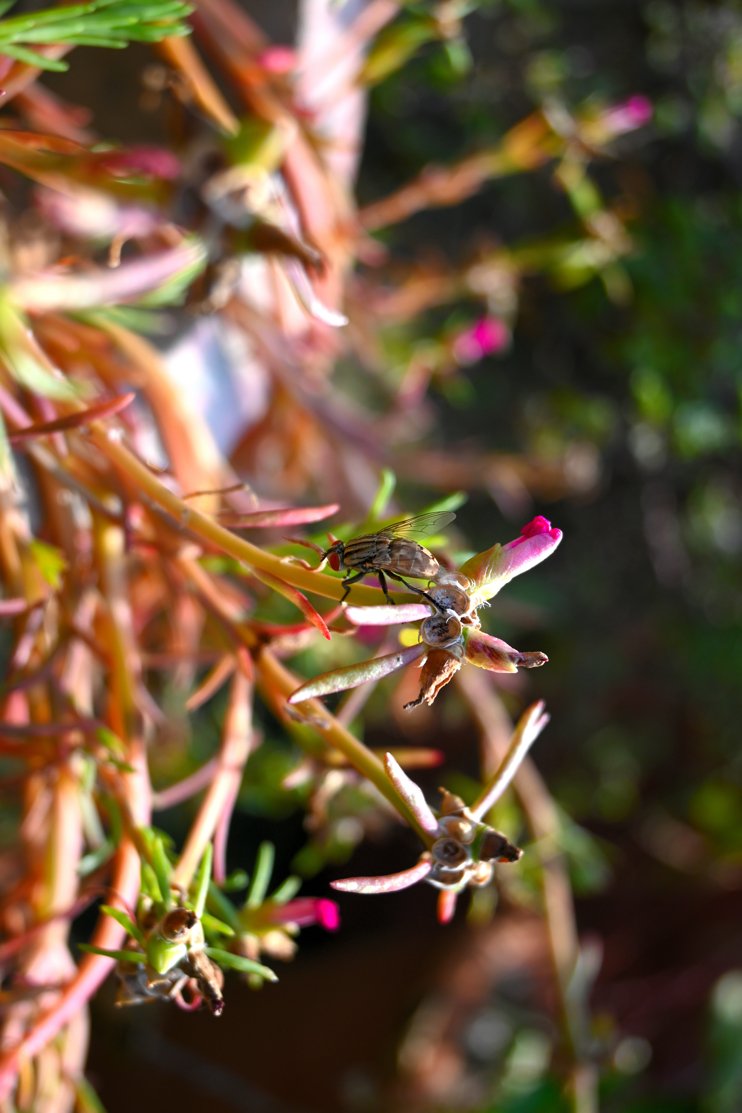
387, 539, 439, 579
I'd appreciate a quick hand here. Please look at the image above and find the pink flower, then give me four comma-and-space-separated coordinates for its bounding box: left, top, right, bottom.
452, 316, 509, 365
460, 516, 563, 605
271, 898, 340, 932
257, 46, 297, 75
602, 95, 653, 135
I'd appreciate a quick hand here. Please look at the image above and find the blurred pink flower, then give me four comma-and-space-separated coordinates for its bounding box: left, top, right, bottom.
461, 515, 563, 605
602, 95, 653, 136
94, 146, 182, 180
258, 46, 297, 74
452, 316, 509, 365
271, 897, 340, 932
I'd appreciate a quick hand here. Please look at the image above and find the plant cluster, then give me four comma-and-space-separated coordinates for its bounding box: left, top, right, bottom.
0, 1, 660, 1111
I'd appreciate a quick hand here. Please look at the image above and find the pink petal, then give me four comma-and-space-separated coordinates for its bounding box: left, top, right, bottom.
94, 146, 182, 179
460, 517, 562, 602
331, 857, 433, 894
257, 46, 297, 74
452, 316, 509, 364
384, 752, 439, 835
287, 643, 426, 703
470, 700, 550, 820
437, 890, 458, 923
602, 95, 653, 135
344, 603, 431, 626
12, 243, 207, 312
274, 898, 340, 931
216, 503, 340, 528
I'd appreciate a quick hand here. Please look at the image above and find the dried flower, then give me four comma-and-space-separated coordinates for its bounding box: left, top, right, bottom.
331, 705, 549, 922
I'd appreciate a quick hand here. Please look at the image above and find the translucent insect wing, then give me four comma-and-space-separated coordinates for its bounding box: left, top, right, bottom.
377, 510, 456, 539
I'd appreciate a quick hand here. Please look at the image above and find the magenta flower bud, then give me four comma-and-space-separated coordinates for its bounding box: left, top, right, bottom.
274, 898, 340, 932
459, 516, 562, 602
602, 95, 653, 136
452, 316, 509, 365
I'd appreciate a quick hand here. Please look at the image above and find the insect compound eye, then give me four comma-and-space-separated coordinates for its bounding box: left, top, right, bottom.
327, 548, 342, 571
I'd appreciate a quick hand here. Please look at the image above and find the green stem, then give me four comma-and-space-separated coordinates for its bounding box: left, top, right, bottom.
256, 648, 433, 845
88, 425, 395, 608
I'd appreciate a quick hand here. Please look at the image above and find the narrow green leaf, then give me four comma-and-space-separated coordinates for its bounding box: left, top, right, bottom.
95, 726, 126, 754
100, 903, 145, 945
204, 947, 277, 982
200, 913, 235, 938
206, 881, 241, 932
191, 843, 212, 918
245, 843, 275, 909
140, 828, 172, 904
368, 467, 396, 521
78, 944, 146, 964
287, 644, 426, 704
0, 44, 69, 70
74, 1076, 108, 1113
270, 875, 301, 904
28, 539, 67, 589
78, 841, 114, 877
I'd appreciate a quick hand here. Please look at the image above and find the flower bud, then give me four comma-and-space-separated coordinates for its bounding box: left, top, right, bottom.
420, 610, 462, 648
431, 837, 469, 869
478, 829, 523, 863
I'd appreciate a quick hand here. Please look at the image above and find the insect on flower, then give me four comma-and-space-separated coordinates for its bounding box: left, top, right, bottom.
321, 510, 457, 606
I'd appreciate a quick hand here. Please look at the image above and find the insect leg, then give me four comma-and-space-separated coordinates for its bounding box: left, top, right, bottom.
339, 569, 365, 603
386, 572, 443, 611
376, 570, 394, 605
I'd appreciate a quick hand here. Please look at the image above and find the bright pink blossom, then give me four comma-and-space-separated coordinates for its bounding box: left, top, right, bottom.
460, 516, 563, 604
272, 898, 340, 932
452, 316, 509, 364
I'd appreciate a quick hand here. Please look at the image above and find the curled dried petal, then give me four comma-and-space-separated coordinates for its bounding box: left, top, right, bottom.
404, 648, 463, 710
477, 829, 523, 863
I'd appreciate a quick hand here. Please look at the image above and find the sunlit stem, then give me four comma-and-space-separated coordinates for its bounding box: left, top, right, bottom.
171, 672, 253, 892
87, 425, 405, 607
469, 700, 549, 821
256, 649, 434, 844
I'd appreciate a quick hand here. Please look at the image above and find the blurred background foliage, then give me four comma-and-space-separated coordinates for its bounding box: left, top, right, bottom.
1, 0, 741, 1111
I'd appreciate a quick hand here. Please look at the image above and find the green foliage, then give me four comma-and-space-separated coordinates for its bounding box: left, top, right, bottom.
0, 0, 193, 71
